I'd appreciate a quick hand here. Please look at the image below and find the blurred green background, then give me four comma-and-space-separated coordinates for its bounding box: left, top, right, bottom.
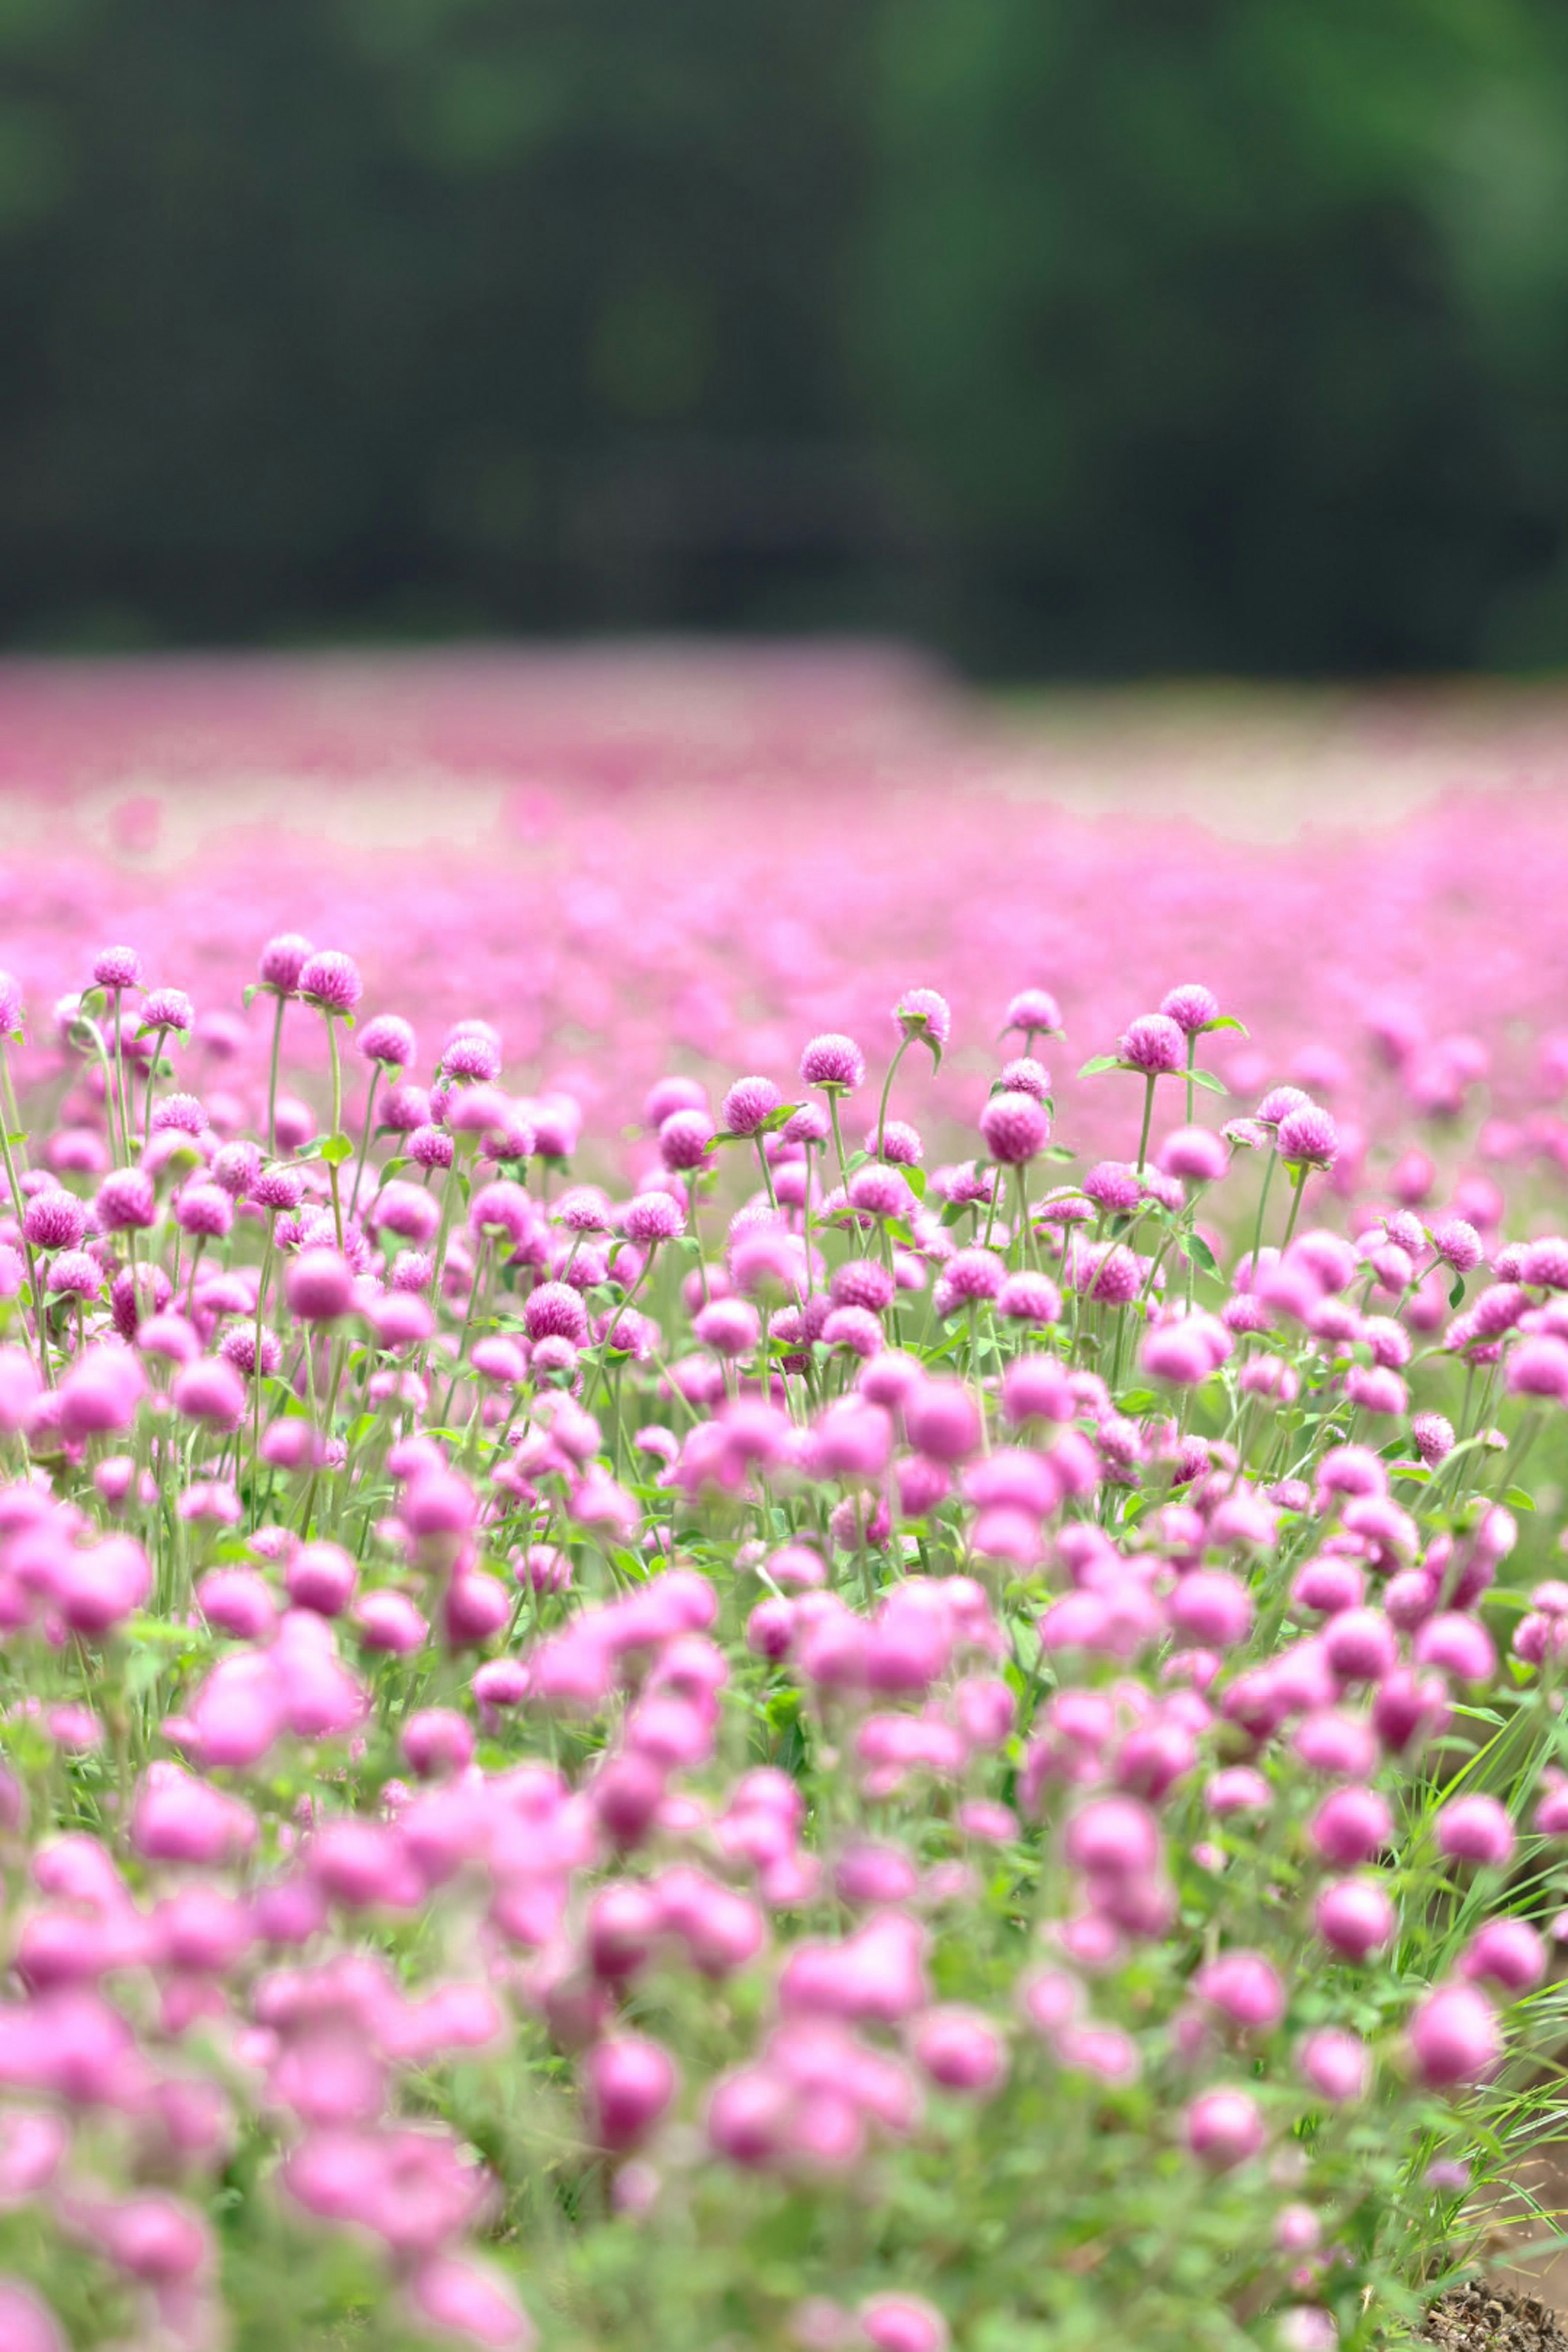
5, 0, 1568, 675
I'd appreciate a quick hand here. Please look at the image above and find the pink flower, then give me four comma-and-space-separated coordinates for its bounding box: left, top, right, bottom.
297, 950, 363, 1015
1118, 1014, 1185, 1075
800, 1034, 865, 1091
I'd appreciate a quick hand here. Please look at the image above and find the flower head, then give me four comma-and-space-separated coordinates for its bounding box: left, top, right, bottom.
800, 1034, 866, 1091
297, 950, 363, 1016
1118, 1015, 1185, 1076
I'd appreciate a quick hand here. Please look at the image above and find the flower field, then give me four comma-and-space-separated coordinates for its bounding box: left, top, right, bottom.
2, 655, 1568, 2350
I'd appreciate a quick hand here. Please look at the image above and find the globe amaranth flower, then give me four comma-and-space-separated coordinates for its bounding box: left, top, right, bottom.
998, 1056, 1049, 1103
1275, 1105, 1340, 1171
91, 945, 143, 991
210, 1140, 261, 1197
357, 1014, 417, 1069
1524, 1236, 1568, 1291
623, 1192, 686, 1247
1159, 982, 1221, 1035
1411, 1410, 1456, 1465
525, 1281, 590, 1346
846, 1165, 914, 1221
830, 1257, 896, 1312
1429, 1216, 1482, 1275
297, 950, 363, 1016
47, 1250, 103, 1299
95, 1169, 157, 1233
382, 1082, 431, 1135
1257, 1084, 1312, 1128
22, 1190, 89, 1252
659, 1109, 716, 1171
257, 933, 313, 995
139, 986, 195, 1037
694, 1298, 760, 1358
443, 1033, 502, 1083
940, 1248, 1007, 1305
219, 1325, 283, 1379
644, 1074, 708, 1126
1082, 1160, 1141, 1213
530, 1094, 582, 1157
1117, 1014, 1185, 1076
252, 1167, 303, 1214
286, 1250, 360, 1322
150, 1093, 207, 1138
1159, 1126, 1228, 1184
1004, 988, 1062, 1040
409, 1125, 455, 1172
720, 1076, 782, 1136
1069, 1242, 1140, 1305
799, 1034, 865, 1092
894, 987, 951, 1048
866, 1117, 922, 1167
470, 1176, 536, 1251
978, 1090, 1049, 1166
996, 1270, 1062, 1324
1506, 1335, 1568, 1403
552, 1185, 613, 1235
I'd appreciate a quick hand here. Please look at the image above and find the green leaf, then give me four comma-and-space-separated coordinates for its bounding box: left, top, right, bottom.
1448, 1276, 1466, 1310
242, 982, 261, 1008
1504, 1487, 1537, 1512
1189, 1069, 1229, 1095
939, 1199, 970, 1228
1182, 1233, 1221, 1276
902, 1164, 927, 1200
1203, 1014, 1250, 1036
1042, 1143, 1077, 1162
296, 1137, 326, 1161
1077, 1055, 1123, 1078
320, 1133, 355, 1167
4, 1131, 26, 1147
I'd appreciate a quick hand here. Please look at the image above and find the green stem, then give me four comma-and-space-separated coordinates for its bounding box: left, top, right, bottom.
0, 1044, 25, 1175
109, 987, 132, 1167
981, 1173, 1001, 1251
0, 1121, 49, 1384
1280, 1166, 1306, 1254
267, 993, 286, 1158
827, 1093, 850, 1192
1013, 1165, 1036, 1269
326, 1015, 344, 1249
753, 1136, 778, 1211
249, 1221, 274, 1530
143, 1027, 170, 1150
1248, 1148, 1277, 1280
347, 1065, 381, 1223
875, 1034, 912, 1160
1135, 1074, 1155, 1175
685, 1172, 710, 1306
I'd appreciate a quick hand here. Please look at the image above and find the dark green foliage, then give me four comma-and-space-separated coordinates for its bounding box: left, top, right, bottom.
4, 0, 1568, 670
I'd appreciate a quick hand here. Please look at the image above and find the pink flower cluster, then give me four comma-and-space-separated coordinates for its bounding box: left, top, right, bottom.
0, 663, 1563, 2348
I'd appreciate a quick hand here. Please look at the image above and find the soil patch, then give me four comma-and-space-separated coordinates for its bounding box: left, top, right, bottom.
1425, 2284, 1568, 2351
